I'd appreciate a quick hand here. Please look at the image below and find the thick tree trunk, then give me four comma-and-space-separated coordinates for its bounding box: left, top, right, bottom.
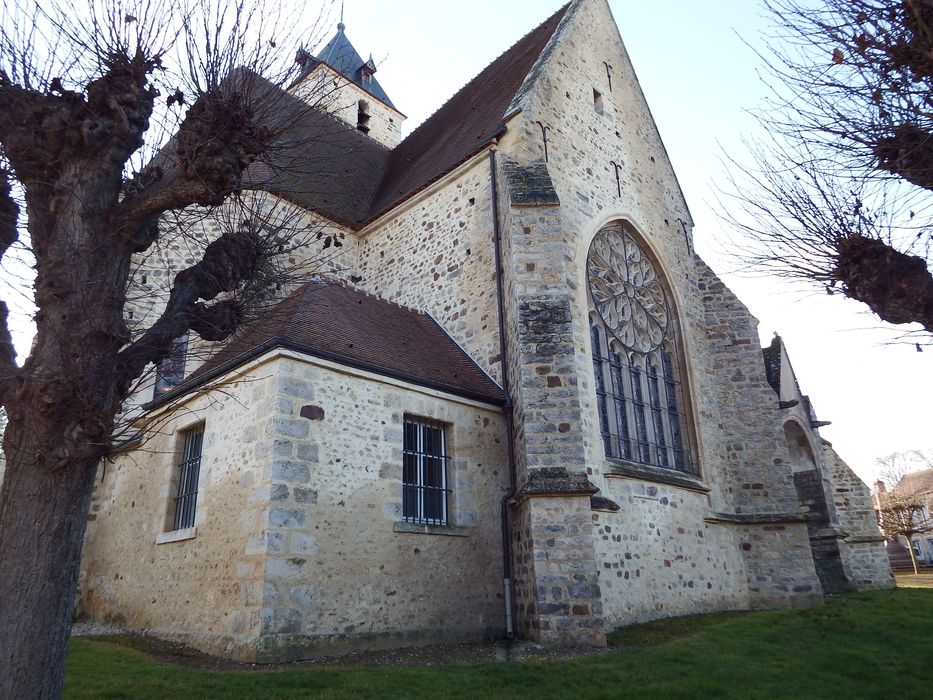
0, 426, 99, 700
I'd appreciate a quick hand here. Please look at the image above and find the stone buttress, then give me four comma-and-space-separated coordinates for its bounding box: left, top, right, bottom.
497, 157, 607, 646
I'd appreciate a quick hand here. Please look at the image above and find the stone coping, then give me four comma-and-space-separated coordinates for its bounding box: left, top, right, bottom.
510, 467, 599, 505
604, 460, 710, 494
392, 522, 471, 537
590, 495, 620, 512
703, 512, 807, 526
845, 535, 887, 544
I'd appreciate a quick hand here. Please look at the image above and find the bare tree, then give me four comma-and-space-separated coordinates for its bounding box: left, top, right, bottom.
877, 493, 932, 573
0, 1, 349, 696
724, 0, 933, 337
876, 450, 933, 574
877, 449, 933, 484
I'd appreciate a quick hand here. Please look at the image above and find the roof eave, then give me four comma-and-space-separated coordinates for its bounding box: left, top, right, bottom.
144, 338, 506, 413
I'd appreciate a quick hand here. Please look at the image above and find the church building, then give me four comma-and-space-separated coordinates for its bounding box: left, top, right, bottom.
78, 0, 892, 661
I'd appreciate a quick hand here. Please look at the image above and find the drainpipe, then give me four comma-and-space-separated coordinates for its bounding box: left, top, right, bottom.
489, 144, 518, 640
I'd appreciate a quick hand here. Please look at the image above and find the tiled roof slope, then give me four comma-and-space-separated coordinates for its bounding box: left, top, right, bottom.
896, 468, 933, 496
171, 279, 504, 406
240, 72, 390, 227
365, 4, 570, 220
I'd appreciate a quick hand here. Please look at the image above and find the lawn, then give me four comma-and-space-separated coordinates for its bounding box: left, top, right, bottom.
65, 587, 933, 699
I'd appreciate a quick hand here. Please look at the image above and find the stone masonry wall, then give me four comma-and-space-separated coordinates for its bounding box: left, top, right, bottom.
511, 495, 605, 646
697, 260, 802, 518
497, 156, 607, 645
594, 480, 750, 627
290, 63, 403, 148
822, 444, 894, 589
81, 351, 511, 660
79, 367, 279, 660
697, 260, 823, 606
257, 354, 510, 659
355, 158, 503, 384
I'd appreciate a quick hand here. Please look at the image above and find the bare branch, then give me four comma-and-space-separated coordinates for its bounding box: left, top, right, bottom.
114, 223, 266, 399
722, 0, 933, 335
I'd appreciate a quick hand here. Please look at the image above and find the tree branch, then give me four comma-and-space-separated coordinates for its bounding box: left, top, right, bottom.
113, 226, 266, 400
874, 122, 933, 192
113, 78, 273, 252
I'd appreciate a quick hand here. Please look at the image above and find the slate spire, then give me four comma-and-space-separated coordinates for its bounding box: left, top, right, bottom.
314, 14, 396, 108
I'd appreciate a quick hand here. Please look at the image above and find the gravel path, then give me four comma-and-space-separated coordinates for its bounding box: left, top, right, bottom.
71, 622, 127, 638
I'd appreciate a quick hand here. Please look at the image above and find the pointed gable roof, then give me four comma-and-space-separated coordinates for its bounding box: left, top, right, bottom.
365, 3, 570, 221
152, 278, 504, 408
314, 24, 397, 108
895, 468, 933, 497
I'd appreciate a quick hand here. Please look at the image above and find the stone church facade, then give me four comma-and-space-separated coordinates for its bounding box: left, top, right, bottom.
77, 0, 892, 661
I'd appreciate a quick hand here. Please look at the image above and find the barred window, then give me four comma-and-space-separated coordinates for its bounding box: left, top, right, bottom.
402, 416, 449, 525
171, 424, 204, 530
587, 222, 695, 475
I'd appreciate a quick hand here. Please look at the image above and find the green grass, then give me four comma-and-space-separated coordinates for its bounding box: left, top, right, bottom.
65, 588, 933, 699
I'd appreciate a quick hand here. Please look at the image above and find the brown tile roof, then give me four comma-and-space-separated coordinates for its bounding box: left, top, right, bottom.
155, 278, 504, 407
238, 72, 390, 227
133, 69, 390, 229
364, 4, 570, 220
896, 468, 933, 496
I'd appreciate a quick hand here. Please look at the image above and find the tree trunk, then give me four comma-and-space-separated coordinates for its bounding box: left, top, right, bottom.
906, 537, 920, 576
0, 425, 99, 700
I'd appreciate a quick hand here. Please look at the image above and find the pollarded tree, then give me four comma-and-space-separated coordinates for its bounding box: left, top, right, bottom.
877, 492, 932, 574
875, 450, 933, 574
725, 0, 933, 337
0, 1, 345, 696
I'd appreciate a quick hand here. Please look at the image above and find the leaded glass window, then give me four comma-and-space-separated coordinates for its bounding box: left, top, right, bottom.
587, 223, 696, 474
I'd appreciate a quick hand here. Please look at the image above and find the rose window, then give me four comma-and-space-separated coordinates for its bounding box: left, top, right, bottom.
587, 225, 668, 354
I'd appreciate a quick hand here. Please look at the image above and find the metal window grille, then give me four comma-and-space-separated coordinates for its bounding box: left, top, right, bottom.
154, 335, 188, 397
173, 425, 204, 530
591, 320, 697, 475
402, 416, 449, 526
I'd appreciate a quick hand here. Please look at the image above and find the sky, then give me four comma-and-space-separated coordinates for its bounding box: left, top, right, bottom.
3, 0, 929, 485
316, 0, 932, 486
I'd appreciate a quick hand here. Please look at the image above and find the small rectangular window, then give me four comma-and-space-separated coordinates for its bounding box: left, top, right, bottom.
154, 335, 188, 397
593, 88, 604, 114
171, 424, 204, 531
402, 416, 449, 525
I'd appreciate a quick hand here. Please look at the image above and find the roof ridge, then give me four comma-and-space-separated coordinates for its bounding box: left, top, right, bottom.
391, 4, 570, 152
364, 2, 570, 220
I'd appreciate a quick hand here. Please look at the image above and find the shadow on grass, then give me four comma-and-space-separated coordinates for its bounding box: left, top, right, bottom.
65, 588, 933, 700
606, 610, 751, 648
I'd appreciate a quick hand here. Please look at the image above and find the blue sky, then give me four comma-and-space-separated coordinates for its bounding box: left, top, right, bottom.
326, 0, 932, 484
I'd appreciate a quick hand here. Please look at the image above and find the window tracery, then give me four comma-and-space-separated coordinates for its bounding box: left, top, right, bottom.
587, 223, 695, 474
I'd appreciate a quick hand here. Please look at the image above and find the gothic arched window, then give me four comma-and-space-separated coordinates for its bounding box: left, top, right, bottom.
587, 222, 696, 474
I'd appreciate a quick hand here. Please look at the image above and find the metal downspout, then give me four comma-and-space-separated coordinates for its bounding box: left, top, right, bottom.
489, 145, 517, 640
